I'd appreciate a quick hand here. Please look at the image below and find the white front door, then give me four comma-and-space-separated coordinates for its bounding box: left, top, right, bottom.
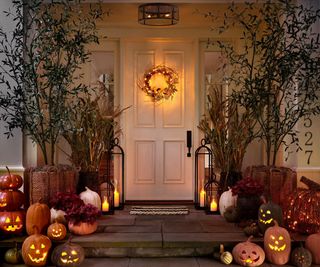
123, 40, 195, 200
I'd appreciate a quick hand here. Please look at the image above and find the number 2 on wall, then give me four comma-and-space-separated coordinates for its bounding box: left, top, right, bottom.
304, 117, 313, 165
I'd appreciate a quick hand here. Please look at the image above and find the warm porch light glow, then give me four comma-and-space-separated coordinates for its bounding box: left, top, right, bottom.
114, 189, 120, 208
210, 199, 218, 212
200, 189, 206, 207
149, 72, 167, 91
102, 197, 109, 212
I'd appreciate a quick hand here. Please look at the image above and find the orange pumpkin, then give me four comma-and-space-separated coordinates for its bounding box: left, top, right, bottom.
26, 202, 50, 235
0, 167, 23, 190
22, 227, 52, 266
232, 236, 265, 266
47, 222, 67, 241
305, 232, 320, 264
264, 220, 291, 265
0, 210, 25, 235
68, 221, 98, 235
0, 190, 25, 211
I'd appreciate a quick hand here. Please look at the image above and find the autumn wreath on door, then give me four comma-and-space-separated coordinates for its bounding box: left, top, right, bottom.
140, 65, 179, 101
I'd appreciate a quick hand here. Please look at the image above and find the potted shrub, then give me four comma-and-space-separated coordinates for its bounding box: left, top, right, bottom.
62, 81, 127, 194
198, 85, 255, 194
0, 1, 102, 204
206, 0, 320, 204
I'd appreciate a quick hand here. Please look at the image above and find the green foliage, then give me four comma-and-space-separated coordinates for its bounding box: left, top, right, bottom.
213, 0, 320, 165
0, 0, 102, 165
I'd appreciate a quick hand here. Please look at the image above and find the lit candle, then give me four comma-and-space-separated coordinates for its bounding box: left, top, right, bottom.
210, 199, 218, 212
200, 189, 206, 207
114, 189, 120, 208
102, 197, 109, 212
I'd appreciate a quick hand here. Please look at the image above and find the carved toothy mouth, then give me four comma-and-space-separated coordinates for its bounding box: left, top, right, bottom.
51, 232, 62, 238
268, 244, 286, 251
0, 203, 7, 207
28, 252, 47, 263
4, 225, 22, 231
240, 256, 260, 263
61, 258, 79, 263
259, 218, 273, 224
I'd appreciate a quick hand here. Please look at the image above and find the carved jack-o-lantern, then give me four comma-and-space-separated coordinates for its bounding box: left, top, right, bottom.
258, 200, 283, 233
264, 220, 291, 265
47, 222, 67, 241
232, 236, 265, 266
0, 167, 23, 190
0, 190, 25, 211
0, 211, 25, 235
51, 239, 85, 267
22, 227, 52, 266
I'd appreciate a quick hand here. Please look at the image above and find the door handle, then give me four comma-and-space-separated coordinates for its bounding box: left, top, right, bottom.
187, 130, 192, 157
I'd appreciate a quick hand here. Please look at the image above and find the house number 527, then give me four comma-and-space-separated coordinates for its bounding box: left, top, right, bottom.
304, 117, 313, 165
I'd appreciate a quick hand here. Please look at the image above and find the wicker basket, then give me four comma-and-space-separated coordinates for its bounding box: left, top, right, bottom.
24, 165, 78, 206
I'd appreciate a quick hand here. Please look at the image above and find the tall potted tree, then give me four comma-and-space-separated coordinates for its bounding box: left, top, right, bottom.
0, 0, 102, 204
207, 0, 320, 204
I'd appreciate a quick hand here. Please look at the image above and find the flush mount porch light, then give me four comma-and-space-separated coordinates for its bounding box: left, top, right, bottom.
138, 3, 179, 26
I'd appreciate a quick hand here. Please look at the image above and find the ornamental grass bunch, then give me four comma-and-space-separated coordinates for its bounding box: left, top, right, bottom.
232, 177, 264, 197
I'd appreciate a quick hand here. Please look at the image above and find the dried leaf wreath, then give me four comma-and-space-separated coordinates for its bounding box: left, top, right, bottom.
140, 65, 179, 101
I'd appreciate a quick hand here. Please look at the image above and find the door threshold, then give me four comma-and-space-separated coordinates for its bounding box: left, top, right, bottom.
125, 200, 194, 205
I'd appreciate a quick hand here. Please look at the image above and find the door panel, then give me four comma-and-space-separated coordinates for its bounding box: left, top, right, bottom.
124, 40, 194, 200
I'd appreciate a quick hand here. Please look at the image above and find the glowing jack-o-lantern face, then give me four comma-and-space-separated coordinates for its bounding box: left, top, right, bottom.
51, 241, 85, 267
0, 196, 7, 208
0, 190, 25, 211
0, 211, 25, 234
22, 231, 51, 267
258, 201, 283, 233
232, 237, 265, 267
264, 221, 291, 265
47, 222, 67, 241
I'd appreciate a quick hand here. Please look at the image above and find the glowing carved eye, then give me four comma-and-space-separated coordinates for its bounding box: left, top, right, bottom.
41, 244, 45, 249
5, 217, 10, 223
279, 236, 284, 240
30, 244, 35, 250
16, 216, 21, 222
266, 210, 271, 214
260, 209, 263, 213
271, 235, 275, 240
71, 250, 78, 255
61, 252, 67, 256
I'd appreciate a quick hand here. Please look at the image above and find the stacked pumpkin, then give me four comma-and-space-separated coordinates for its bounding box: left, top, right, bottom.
0, 167, 25, 236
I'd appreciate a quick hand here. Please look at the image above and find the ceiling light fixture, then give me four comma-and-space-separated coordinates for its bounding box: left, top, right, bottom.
138, 3, 179, 26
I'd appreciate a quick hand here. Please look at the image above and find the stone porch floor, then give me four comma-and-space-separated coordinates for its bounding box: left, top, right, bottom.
0, 205, 312, 266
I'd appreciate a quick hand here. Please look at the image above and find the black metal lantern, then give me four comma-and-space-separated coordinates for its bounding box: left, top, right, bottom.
100, 177, 114, 215
99, 138, 125, 210
194, 139, 214, 209
204, 176, 219, 215
138, 3, 179, 26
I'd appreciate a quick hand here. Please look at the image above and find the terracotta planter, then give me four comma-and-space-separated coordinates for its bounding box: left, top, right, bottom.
68, 221, 98, 235
236, 195, 261, 220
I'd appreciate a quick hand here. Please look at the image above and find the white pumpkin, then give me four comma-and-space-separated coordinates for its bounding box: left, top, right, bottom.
50, 208, 67, 224
219, 188, 237, 217
79, 186, 101, 210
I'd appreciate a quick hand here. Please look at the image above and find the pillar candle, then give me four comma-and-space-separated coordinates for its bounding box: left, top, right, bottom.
114, 189, 120, 208
210, 199, 218, 212
102, 197, 109, 212
200, 189, 206, 207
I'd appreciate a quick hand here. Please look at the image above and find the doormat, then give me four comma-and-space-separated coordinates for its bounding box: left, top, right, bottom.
130, 206, 189, 215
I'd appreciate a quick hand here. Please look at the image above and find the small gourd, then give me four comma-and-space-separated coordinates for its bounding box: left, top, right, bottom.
291, 247, 312, 267
223, 206, 239, 223
243, 223, 260, 237
219, 244, 233, 265
79, 187, 101, 210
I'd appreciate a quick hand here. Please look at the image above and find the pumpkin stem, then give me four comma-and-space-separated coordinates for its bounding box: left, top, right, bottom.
247, 235, 254, 242
219, 244, 225, 254
273, 220, 279, 227
85, 186, 90, 191
5, 166, 11, 177
32, 225, 40, 234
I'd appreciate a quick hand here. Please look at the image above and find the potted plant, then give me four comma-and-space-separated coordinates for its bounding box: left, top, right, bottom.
62, 81, 127, 194
198, 84, 255, 194
65, 203, 101, 235
206, 0, 320, 204
0, 1, 102, 204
